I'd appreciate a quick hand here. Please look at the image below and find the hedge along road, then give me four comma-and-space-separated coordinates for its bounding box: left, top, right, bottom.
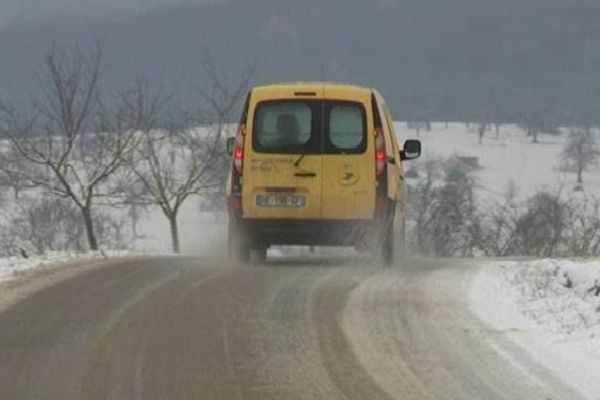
0, 255, 583, 400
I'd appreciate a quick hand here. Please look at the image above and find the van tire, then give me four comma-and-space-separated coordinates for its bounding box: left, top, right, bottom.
231, 241, 251, 264
228, 220, 250, 264
251, 246, 268, 264
381, 221, 394, 266
396, 219, 406, 261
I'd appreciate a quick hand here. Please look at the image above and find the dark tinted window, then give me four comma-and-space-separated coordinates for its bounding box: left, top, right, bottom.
253, 101, 320, 154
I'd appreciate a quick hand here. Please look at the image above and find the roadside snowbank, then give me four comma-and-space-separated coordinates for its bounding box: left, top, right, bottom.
0, 251, 131, 284
470, 260, 600, 400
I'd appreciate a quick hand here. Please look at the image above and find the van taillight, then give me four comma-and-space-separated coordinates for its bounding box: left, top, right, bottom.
233, 124, 245, 175
375, 128, 386, 177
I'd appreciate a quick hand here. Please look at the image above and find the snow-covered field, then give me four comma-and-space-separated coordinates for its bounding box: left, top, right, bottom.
399, 122, 600, 202
470, 260, 600, 399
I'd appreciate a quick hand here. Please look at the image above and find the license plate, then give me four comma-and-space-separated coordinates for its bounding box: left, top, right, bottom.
256, 194, 306, 208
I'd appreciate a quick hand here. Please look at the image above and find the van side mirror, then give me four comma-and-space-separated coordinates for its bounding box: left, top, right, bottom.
226, 137, 235, 155
401, 139, 421, 161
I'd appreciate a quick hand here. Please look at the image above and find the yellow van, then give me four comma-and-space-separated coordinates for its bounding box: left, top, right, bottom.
226, 82, 421, 265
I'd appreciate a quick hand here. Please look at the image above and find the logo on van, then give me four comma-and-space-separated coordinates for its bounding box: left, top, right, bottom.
340, 171, 359, 186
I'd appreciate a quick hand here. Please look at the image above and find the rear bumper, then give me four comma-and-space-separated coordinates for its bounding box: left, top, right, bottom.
234, 218, 379, 246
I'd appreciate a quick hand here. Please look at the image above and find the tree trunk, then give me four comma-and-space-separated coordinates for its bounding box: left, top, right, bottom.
531, 131, 539, 143
169, 214, 180, 254
82, 206, 99, 251
478, 123, 486, 145
577, 165, 583, 184
130, 204, 139, 238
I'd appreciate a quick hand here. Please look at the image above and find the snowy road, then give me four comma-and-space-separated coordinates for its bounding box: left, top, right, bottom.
0, 256, 585, 399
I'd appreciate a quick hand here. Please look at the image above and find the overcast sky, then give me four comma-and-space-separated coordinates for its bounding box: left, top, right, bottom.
1, 0, 599, 122
0, 0, 224, 27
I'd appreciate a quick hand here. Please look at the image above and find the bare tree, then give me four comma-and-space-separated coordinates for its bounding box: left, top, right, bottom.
564, 196, 600, 256
2, 195, 132, 256
477, 121, 488, 145
0, 154, 27, 200
408, 157, 479, 256
407, 159, 441, 254
509, 191, 568, 257
0, 159, 9, 203
407, 160, 600, 257
562, 127, 600, 184
129, 120, 227, 253
125, 60, 253, 253
197, 55, 255, 135
518, 105, 560, 143
0, 42, 143, 251
4, 197, 82, 255
474, 102, 493, 145
478, 181, 522, 256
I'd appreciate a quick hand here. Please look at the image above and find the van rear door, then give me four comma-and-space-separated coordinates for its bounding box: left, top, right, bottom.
243, 87, 324, 219
320, 87, 375, 219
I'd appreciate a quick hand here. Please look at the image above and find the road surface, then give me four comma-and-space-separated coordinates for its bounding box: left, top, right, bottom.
0, 255, 583, 399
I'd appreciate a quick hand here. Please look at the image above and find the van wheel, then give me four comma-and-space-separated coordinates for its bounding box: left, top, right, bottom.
231, 241, 250, 264
381, 222, 394, 266
228, 220, 250, 264
396, 219, 406, 260
251, 246, 268, 264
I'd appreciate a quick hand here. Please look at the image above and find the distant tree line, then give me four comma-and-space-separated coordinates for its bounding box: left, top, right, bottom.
407, 156, 600, 258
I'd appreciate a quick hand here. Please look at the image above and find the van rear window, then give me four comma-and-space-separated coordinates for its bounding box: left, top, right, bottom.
325, 103, 366, 154
252, 100, 366, 154
253, 101, 321, 154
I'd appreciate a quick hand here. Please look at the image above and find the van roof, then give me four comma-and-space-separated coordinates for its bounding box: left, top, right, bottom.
251, 82, 374, 97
